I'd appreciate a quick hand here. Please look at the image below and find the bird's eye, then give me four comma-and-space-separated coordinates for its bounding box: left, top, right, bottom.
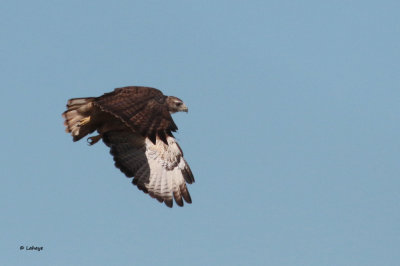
176, 102, 182, 106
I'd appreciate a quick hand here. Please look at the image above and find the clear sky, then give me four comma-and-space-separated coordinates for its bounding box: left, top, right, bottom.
1, 1, 399, 265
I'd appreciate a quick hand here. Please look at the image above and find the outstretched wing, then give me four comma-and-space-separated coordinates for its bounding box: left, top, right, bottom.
102, 130, 194, 207
94, 86, 177, 144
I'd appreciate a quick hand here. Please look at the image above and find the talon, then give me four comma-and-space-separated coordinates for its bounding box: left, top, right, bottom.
78, 116, 91, 127
87, 135, 102, 145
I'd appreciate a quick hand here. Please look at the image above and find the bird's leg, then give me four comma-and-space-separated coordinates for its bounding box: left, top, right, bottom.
87, 135, 102, 145
78, 116, 91, 127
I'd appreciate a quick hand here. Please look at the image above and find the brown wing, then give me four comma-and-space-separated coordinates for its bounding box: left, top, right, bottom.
102, 131, 194, 207
93, 86, 177, 144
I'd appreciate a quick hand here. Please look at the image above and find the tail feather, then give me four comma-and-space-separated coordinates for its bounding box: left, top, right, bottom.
62, 97, 96, 141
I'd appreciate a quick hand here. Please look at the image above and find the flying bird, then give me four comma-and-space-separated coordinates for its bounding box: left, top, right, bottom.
62, 86, 194, 207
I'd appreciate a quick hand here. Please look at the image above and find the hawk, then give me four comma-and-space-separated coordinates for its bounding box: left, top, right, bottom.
62, 86, 194, 207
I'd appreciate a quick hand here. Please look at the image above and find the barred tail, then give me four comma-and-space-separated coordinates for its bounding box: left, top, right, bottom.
62, 97, 96, 141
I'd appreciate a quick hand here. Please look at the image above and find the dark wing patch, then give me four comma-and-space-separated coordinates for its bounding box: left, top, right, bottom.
94, 86, 177, 144
102, 131, 148, 179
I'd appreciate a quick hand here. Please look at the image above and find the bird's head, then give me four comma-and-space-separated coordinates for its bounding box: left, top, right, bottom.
166, 96, 188, 113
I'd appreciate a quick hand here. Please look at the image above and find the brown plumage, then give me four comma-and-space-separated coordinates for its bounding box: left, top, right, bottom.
62, 86, 194, 208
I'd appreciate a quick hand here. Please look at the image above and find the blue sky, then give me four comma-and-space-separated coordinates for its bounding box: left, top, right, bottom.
1, 1, 399, 265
